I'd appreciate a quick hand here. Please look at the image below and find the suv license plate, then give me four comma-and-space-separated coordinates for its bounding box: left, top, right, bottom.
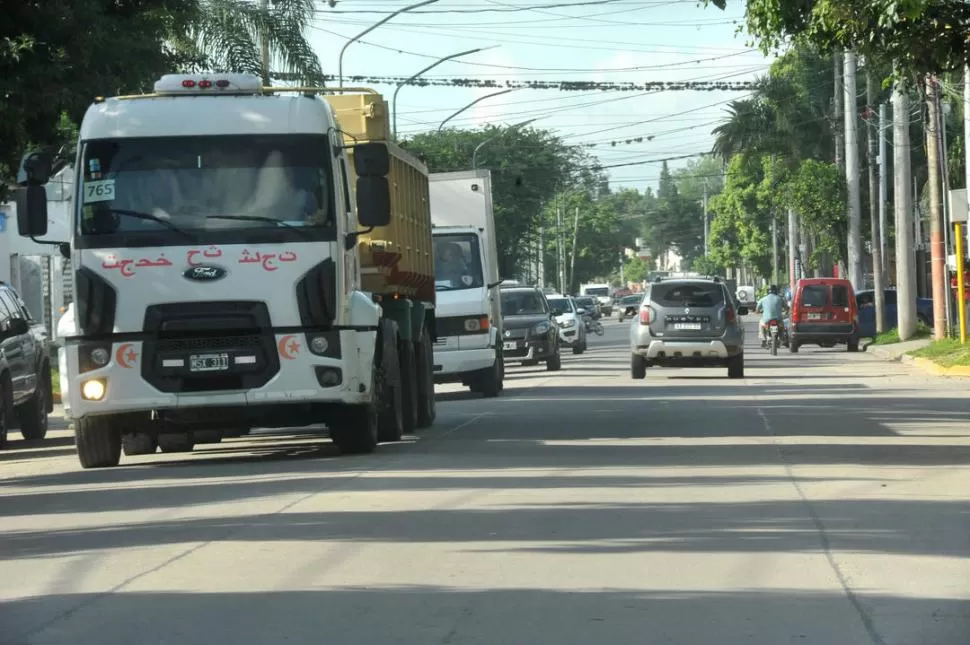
189, 353, 230, 372
503, 341, 520, 351
673, 323, 701, 330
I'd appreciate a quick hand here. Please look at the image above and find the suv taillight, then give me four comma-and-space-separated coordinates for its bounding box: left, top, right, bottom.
725, 306, 736, 323
638, 306, 654, 325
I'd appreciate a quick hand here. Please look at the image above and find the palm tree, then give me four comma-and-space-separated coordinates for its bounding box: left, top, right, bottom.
710, 98, 775, 162
177, 0, 324, 85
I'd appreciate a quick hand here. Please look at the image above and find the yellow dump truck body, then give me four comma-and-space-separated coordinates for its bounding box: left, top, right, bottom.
325, 93, 434, 304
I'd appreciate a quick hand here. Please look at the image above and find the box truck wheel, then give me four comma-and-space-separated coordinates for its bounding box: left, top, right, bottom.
398, 338, 418, 433
158, 433, 195, 453
122, 433, 158, 456
75, 416, 122, 469
416, 328, 436, 428
377, 321, 404, 443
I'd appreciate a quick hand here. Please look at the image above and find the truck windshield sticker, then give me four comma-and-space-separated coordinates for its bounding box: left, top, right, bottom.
83, 179, 116, 204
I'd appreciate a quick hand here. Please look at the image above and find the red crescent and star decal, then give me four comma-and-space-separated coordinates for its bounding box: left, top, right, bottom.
278, 335, 300, 360
116, 343, 137, 369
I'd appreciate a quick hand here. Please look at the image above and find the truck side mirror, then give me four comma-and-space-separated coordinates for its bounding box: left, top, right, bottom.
353, 142, 390, 177
356, 176, 390, 228
17, 150, 53, 186
15, 185, 48, 237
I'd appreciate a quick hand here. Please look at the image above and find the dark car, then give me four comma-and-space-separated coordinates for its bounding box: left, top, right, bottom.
0, 282, 53, 449
499, 286, 562, 371
616, 294, 644, 321
855, 289, 933, 338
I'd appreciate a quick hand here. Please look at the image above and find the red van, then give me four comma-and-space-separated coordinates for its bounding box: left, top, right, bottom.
789, 278, 859, 353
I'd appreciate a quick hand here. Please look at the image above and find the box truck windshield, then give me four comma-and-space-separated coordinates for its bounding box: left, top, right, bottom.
584, 287, 609, 297
433, 233, 484, 291
78, 134, 335, 244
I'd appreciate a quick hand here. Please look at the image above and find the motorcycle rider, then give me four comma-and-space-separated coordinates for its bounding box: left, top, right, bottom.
756, 284, 788, 347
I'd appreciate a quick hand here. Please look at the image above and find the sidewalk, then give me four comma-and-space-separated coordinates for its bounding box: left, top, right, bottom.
862, 338, 931, 362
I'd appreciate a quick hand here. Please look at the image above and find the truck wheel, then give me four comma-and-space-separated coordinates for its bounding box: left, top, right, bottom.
75, 416, 122, 468
17, 371, 49, 441
122, 433, 158, 456
415, 329, 436, 428
398, 338, 418, 433
157, 433, 195, 453
330, 398, 379, 455
194, 429, 223, 444
478, 350, 502, 398
377, 331, 404, 443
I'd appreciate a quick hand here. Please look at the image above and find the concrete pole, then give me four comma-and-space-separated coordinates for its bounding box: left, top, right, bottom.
702, 181, 709, 257
926, 75, 947, 339
259, 0, 270, 86
867, 69, 886, 333
771, 215, 779, 287
965, 65, 970, 259
878, 102, 889, 275
844, 51, 864, 290
893, 75, 917, 340
788, 207, 799, 298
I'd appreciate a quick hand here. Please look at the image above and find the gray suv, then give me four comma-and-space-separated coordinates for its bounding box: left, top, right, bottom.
629, 277, 748, 379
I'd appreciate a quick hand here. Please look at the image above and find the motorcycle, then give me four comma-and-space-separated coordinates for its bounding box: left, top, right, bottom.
764, 319, 782, 355
581, 312, 605, 337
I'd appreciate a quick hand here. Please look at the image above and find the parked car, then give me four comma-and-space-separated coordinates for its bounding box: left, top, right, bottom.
545, 294, 587, 354
855, 289, 933, 338
616, 294, 644, 321
789, 278, 859, 352
499, 285, 562, 370
0, 282, 53, 449
630, 276, 747, 380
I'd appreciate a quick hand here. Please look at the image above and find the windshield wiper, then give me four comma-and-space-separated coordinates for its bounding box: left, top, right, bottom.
436, 284, 456, 291
205, 215, 313, 240
103, 208, 193, 239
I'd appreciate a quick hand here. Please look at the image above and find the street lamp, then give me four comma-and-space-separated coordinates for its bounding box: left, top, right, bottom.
391, 46, 495, 140
337, 0, 439, 91
472, 118, 537, 169
437, 89, 515, 134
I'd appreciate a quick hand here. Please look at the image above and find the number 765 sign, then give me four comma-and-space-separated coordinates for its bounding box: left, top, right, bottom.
83, 179, 116, 204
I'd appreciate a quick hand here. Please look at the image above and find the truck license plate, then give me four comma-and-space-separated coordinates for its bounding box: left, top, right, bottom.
189, 353, 230, 372
503, 341, 519, 351
674, 323, 701, 330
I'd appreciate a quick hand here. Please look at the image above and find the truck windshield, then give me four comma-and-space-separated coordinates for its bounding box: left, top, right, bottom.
584, 287, 609, 297
77, 134, 334, 246
434, 234, 484, 291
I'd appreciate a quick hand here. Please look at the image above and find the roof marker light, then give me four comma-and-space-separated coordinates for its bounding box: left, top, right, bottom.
199, 80, 213, 89
155, 73, 262, 95
181, 80, 196, 88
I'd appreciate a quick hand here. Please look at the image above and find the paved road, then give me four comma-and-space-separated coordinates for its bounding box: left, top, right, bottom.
2, 318, 969, 644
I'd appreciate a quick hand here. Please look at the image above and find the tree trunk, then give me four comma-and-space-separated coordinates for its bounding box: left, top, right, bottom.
867, 67, 886, 333
926, 75, 947, 339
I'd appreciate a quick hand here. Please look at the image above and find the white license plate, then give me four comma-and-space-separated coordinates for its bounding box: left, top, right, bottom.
807, 313, 823, 320
673, 323, 701, 330
189, 353, 229, 372
770, 325, 779, 332
502, 341, 519, 351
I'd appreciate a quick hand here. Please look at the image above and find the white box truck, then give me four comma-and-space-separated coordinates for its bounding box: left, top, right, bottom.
429, 170, 504, 397
14, 73, 438, 468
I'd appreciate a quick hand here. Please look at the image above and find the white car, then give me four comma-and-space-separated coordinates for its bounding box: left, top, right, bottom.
544, 294, 587, 355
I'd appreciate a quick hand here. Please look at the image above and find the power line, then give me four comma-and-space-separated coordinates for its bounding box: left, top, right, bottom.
320, 74, 761, 91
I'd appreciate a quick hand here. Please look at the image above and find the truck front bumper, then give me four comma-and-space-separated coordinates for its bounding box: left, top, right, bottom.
433, 348, 495, 381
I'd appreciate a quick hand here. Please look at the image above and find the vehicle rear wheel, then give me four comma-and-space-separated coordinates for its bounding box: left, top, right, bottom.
330, 398, 379, 455
847, 335, 860, 352
546, 350, 562, 371
631, 354, 647, 380
727, 353, 744, 379
398, 338, 418, 433
122, 433, 158, 456
415, 329, 436, 428
789, 340, 800, 354
157, 433, 194, 453
75, 416, 122, 468
18, 370, 49, 441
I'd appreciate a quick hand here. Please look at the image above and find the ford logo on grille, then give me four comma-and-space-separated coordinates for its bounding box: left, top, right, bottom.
183, 265, 227, 282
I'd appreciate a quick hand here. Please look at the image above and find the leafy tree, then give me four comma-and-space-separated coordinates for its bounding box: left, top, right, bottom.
640, 162, 707, 268
784, 159, 848, 267
707, 153, 774, 278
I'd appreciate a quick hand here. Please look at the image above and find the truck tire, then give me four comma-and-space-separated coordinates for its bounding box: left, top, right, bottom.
17, 370, 49, 441
415, 328, 436, 428
122, 433, 158, 456
377, 324, 404, 443
478, 349, 502, 398
330, 398, 379, 455
398, 338, 418, 433
194, 429, 223, 444
75, 416, 122, 468
158, 433, 195, 453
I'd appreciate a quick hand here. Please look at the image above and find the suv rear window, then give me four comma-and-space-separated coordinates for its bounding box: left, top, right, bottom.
800, 285, 829, 307
832, 284, 850, 307
651, 283, 724, 308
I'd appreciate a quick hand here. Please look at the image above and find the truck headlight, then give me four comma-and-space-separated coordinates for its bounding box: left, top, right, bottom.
81, 379, 106, 401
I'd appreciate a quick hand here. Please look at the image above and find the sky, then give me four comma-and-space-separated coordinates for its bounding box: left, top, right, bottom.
306, 0, 776, 192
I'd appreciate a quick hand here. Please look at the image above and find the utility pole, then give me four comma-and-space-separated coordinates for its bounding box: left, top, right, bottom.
259, 0, 271, 86
926, 75, 947, 339
893, 73, 918, 340
844, 51, 864, 290
537, 226, 545, 288
878, 102, 889, 276
867, 67, 886, 333
965, 64, 970, 262
569, 206, 580, 291
771, 215, 779, 287
556, 204, 563, 293
788, 208, 799, 297
702, 181, 709, 257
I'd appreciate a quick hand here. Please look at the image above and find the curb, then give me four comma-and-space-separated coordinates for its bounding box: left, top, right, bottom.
910, 356, 970, 377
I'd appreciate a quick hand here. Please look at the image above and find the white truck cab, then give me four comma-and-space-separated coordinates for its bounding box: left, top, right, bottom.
429, 171, 503, 397
12, 73, 429, 468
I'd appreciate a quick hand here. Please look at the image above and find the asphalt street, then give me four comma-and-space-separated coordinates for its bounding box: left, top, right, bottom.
1, 317, 969, 645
